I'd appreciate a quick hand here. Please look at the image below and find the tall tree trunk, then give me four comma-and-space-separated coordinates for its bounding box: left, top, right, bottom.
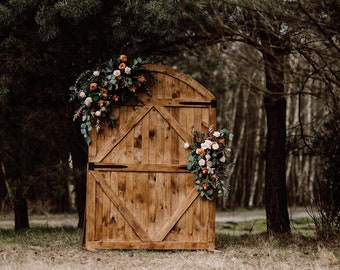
263, 46, 291, 234
14, 181, 29, 231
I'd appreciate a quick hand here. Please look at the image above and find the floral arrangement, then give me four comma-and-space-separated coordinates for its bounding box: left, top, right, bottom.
184, 126, 233, 200
69, 55, 153, 144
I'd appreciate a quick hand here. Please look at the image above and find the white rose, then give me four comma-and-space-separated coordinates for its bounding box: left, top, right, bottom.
212, 142, 219, 150
124, 66, 131, 74
213, 131, 220, 137
184, 142, 190, 149
113, 70, 121, 77
201, 140, 212, 150
79, 91, 86, 98
220, 156, 226, 162
84, 97, 93, 107
205, 154, 211, 160
95, 110, 101, 117
93, 70, 100, 76
198, 159, 205, 166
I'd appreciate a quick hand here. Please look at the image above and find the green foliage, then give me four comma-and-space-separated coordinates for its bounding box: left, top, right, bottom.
310, 110, 340, 239
55, 0, 101, 21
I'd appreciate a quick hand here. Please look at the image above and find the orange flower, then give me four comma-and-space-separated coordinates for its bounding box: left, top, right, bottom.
196, 148, 205, 156
202, 183, 209, 190
210, 174, 217, 181
98, 100, 105, 107
219, 139, 225, 144
129, 86, 137, 93
201, 167, 208, 174
138, 75, 145, 83
119, 54, 127, 62
101, 88, 108, 98
112, 94, 119, 102
119, 63, 126, 70
89, 82, 97, 91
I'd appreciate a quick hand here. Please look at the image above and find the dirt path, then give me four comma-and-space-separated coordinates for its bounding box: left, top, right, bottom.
0, 208, 309, 229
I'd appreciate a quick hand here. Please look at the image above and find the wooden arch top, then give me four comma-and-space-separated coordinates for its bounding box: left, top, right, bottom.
143, 64, 216, 102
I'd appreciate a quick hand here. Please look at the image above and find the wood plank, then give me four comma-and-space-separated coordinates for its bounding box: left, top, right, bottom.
84, 172, 96, 243
152, 187, 199, 241
148, 108, 157, 164
154, 106, 192, 144
124, 171, 134, 241
94, 172, 103, 241
125, 98, 216, 107
84, 240, 215, 251
147, 172, 157, 237
116, 172, 126, 240
91, 105, 153, 163
90, 171, 152, 242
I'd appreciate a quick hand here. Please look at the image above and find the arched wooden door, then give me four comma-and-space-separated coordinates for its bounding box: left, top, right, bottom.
84, 65, 216, 250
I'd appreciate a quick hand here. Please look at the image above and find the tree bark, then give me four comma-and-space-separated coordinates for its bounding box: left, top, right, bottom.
263, 47, 291, 234
14, 182, 29, 231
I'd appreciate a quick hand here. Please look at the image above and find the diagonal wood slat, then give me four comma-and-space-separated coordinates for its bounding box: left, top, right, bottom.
151, 187, 199, 242
90, 171, 152, 242
92, 106, 153, 163
154, 105, 193, 144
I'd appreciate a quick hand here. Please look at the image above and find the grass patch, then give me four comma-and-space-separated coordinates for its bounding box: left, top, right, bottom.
216, 217, 316, 237
0, 226, 82, 247
0, 224, 338, 270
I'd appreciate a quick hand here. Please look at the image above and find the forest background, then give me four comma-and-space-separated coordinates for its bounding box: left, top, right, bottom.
0, 0, 338, 237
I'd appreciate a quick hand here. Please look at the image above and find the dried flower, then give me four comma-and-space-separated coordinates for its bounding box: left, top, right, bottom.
101, 88, 108, 98
129, 86, 137, 93
112, 94, 119, 102
138, 75, 146, 83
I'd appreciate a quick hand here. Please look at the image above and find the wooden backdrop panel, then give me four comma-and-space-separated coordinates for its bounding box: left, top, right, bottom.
84, 64, 216, 250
